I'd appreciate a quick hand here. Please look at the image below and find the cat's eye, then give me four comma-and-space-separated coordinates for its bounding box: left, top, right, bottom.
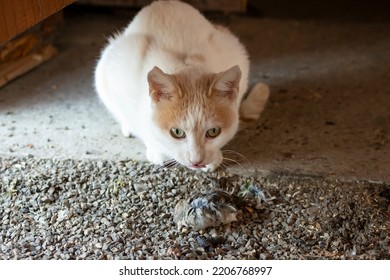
170, 128, 186, 139
206, 127, 221, 138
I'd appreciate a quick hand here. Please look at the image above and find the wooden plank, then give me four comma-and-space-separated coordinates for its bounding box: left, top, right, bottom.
0, 0, 75, 44
0, 44, 58, 88
0, 12, 63, 64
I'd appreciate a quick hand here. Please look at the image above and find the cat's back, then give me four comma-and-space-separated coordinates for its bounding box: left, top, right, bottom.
96, 0, 249, 108
124, 1, 213, 46
121, 1, 248, 77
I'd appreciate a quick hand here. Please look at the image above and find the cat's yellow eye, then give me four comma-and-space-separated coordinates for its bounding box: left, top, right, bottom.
206, 127, 221, 138
170, 128, 186, 139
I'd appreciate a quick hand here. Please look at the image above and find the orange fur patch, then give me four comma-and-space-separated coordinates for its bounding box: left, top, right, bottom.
152, 69, 237, 137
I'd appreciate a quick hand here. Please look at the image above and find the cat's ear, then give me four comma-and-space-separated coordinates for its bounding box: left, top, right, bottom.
213, 65, 241, 100
147, 66, 175, 102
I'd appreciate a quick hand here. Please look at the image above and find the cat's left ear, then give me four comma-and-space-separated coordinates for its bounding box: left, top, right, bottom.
213, 65, 241, 100
147, 66, 175, 102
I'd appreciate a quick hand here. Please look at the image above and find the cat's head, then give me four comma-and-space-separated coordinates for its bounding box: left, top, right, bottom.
147, 65, 241, 171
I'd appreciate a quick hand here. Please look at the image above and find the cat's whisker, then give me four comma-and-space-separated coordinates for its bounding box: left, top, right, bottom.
163, 159, 178, 169
165, 163, 176, 169
222, 156, 245, 171
219, 161, 236, 171
222, 149, 246, 159
222, 149, 250, 166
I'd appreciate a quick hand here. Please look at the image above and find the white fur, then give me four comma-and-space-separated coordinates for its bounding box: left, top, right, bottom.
95, 0, 251, 171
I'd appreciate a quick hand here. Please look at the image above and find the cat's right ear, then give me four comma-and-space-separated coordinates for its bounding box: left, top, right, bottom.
147, 67, 175, 102
213, 65, 241, 101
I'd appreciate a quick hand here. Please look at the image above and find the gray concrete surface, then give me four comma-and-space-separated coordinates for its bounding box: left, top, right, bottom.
0, 6, 389, 183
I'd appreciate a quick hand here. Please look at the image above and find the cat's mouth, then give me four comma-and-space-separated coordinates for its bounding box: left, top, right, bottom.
163, 159, 206, 169
189, 163, 206, 169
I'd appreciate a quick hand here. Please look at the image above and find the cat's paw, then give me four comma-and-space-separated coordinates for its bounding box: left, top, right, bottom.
202, 163, 219, 172
121, 124, 134, 138
146, 148, 166, 166
202, 152, 223, 172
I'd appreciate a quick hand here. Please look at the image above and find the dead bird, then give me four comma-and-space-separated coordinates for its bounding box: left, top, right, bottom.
174, 190, 237, 231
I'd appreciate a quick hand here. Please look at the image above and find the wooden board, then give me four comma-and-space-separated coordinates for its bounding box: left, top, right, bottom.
0, 12, 63, 88
0, 0, 75, 44
0, 12, 63, 64
0, 44, 58, 88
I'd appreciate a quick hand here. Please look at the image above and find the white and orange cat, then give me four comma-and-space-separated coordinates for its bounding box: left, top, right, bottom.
95, 0, 269, 171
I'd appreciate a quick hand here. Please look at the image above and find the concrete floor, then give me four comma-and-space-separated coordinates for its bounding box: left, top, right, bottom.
0, 4, 389, 183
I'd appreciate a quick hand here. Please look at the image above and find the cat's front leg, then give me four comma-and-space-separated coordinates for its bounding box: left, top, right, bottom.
121, 123, 134, 138
202, 151, 223, 172
146, 146, 167, 166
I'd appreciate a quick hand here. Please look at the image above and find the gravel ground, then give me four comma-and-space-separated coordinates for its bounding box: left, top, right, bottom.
0, 156, 389, 260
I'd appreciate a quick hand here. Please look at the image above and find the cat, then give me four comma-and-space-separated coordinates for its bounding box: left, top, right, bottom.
94, 0, 269, 172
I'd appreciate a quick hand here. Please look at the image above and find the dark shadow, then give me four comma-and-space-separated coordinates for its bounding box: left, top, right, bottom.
246, 0, 390, 22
